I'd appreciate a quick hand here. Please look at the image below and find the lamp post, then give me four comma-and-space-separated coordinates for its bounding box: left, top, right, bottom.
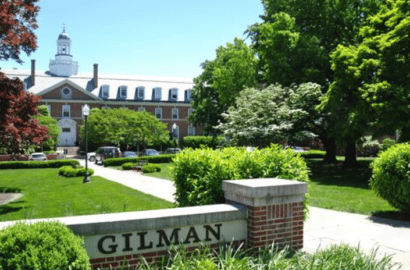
172, 123, 177, 145
83, 104, 91, 183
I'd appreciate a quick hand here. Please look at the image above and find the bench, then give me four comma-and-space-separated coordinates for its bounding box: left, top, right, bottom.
132, 160, 148, 172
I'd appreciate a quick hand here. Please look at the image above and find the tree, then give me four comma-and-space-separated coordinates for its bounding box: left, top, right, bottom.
79, 108, 168, 150
0, 0, 46, 156
0, 0, 39, 63
189, 38, 258, 135
34, 105, 60, 151
247, 0, 382, 164
0, 74, 49, 155
218, 83, 323, 147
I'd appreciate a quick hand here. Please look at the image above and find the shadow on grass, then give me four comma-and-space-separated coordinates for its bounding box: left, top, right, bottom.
0, 187, 22, 193
306, 159, 373, 189
369, 211, 410, 227
0, 204, 24, 216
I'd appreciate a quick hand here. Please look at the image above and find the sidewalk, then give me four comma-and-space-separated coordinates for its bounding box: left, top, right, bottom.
79, 159, 410, 269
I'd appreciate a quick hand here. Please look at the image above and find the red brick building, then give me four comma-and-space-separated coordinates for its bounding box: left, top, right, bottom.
3, 28, 197, 147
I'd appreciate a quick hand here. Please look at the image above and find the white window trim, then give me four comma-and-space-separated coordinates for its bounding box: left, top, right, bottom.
154, 87, 162, 100
137, 87, 145, 100
172, 108, 179, 119
170, 88, 178, 101
185, 89, 192, 102
155, 107, 162, 119
62, 105, 71, 118
101, 85, 109, 99
119, 86, 127, 99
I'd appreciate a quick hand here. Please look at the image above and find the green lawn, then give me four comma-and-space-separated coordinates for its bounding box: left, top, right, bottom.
0, 168, 174, 222
306, 158, 395, 215
143, 158, 396, 215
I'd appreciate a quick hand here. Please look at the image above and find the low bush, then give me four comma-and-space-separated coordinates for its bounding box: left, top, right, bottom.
381, 137, 396, 151
142, 163, 161, 173
0, 160, 80, 170
122, 162, 134, 170
0, 221, 90, 270
103, 154, 175, 167
299, 150, 326, 159
183, 136, 224, 149
59, 166, 94, 177
173, 145, 309, 214
371, 143, 410, 213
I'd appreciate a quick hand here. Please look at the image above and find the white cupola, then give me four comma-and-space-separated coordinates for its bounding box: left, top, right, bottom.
49, 25, 79, 77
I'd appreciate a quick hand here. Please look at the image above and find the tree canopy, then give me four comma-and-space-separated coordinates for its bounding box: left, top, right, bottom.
80, 108, 169, 150
34, 105, 59, 151
189, 38, 258, 134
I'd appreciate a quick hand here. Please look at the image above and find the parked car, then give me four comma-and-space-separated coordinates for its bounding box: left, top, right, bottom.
123, 151, 138, 158
141, 149, 159, 156
87, 152, 96, 162
95, 146, 122, 164
290, 146, 306, 153
29, 152, 47, 161
164, 148, 181, 154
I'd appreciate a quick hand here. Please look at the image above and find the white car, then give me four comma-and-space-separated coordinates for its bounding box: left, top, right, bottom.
87, 152, 96, 162
29, 152, 48, 161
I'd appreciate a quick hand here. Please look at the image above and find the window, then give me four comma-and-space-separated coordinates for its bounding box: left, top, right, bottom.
136, 87, 145, 100
169, 88, 178, 101
172, 108, 179, 119
62, 105, 70, 118
138, 106, 145, 111
62, 128, 71, 133
188, 108, 193, 117
46, 105, 52, 116
174, 125, 180, 140
101, 85, 109, 99
61, 87, 72, 99
119, 86, 127, 99
155, 108, 162, 119
185, 89, 192, 102
188, 125, 195, 136
153, 87, 162, 100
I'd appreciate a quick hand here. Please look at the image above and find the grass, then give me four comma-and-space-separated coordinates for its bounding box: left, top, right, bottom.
142, 157, 396, 215
306, 157, 396, 215
0, 168, 173, 221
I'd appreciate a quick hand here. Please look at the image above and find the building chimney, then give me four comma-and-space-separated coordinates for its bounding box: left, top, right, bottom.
93, 64, 98, 88
31, 59, 35, 85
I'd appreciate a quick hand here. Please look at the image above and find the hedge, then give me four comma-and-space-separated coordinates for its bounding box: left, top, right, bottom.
59, 166, 95, 177
142, 164, 161, 173
0, 160, 80, 170
182, 136, 224, 149
173, 145, 309, 217
299, 150, 326, 159
0, 221, 90, 269
103, 154, 176, 167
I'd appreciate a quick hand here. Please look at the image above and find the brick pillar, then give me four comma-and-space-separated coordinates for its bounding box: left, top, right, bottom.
222, 178, 307, 250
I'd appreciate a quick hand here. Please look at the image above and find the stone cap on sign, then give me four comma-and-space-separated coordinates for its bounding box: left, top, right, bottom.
223, 178, 307, 207
0, 204, 246, 236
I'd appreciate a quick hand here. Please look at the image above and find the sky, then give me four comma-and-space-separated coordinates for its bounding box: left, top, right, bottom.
1, 0, 264, 79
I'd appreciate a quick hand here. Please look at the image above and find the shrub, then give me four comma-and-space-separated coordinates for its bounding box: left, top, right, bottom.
299, 150, 326, 159
0, 160, 80, 170
122, 162, 134, 170
173, 145, 309, 214
183, 136, 224, 149
142, 163, 161, 173
103, 155, 175, 167
370, 143, 410, 213
0, 221, 90, 270
381, 137, 396, 151
59, 166, 94, 177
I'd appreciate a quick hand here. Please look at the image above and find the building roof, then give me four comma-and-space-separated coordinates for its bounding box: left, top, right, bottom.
2, 69, 194, 103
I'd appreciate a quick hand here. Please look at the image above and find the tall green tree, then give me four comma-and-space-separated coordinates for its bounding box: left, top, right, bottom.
80, 108, 168, 150
218, 83, 323, 147
34, 105, 59, 151
247, 0, 382, 164
189, 38, 258, 135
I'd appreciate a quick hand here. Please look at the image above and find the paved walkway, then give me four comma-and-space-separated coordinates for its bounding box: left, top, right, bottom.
80, 159, 410, 269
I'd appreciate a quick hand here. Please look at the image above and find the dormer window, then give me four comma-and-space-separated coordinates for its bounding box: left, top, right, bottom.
135, 87, 145, 100
119, 86, 127, 99
101, 85, 109, 99
169, 88, 178, 101
185, 89, 192, 102
153, 87, 162, 100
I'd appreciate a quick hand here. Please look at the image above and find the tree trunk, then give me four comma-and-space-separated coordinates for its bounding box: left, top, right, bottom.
343, 141, 358, 168
319, 136, 337, 163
